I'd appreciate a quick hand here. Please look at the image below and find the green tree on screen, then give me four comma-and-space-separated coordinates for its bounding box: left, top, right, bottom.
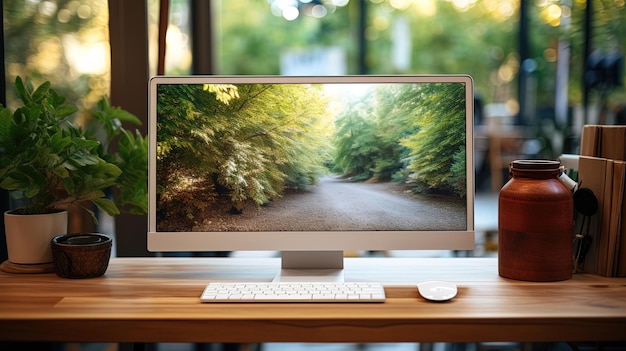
332, 83, 466, 197
333, 90, 379, 181
399, 83, 466, 196
156, 83, 333, 218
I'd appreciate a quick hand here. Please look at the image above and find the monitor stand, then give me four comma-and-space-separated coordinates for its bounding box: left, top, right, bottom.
273, 251, 344, 282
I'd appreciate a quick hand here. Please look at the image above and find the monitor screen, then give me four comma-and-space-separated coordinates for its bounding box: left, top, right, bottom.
148, 75, 474, 276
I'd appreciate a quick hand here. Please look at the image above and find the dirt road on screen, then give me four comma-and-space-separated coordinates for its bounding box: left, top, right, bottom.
196, 176, 466, 232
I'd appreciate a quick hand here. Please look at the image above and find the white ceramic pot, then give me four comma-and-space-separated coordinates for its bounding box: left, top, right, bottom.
4, 210, 68, 264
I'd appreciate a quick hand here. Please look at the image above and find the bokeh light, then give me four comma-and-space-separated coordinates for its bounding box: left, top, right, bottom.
268, 0, 350, 20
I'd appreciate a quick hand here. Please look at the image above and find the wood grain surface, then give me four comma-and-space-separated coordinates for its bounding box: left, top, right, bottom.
0, 257, 625, 343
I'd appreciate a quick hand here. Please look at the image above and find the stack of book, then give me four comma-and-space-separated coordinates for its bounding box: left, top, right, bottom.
578, 125, 626, 276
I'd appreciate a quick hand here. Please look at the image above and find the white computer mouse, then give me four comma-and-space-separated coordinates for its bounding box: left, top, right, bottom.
417, 280, 458, 302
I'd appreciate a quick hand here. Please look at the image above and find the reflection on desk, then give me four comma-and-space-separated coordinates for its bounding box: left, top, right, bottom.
0, 257, 625, 344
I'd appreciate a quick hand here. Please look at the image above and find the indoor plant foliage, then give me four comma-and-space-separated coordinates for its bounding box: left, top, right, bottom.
0, 76, 148, 221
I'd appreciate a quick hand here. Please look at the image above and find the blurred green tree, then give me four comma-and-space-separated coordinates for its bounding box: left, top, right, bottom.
3, 0, 110, 111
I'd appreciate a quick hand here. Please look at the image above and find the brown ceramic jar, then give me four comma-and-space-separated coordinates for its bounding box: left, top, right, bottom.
498, 160, 574, 281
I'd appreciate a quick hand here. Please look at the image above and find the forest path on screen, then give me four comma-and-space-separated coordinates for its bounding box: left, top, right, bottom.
196, 176, 466, 232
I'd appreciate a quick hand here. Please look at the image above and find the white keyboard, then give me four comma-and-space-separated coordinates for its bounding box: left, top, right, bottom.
200, 282, 386, 303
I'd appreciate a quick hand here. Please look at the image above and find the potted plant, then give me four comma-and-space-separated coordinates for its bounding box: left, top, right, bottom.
0, 76, 147, 272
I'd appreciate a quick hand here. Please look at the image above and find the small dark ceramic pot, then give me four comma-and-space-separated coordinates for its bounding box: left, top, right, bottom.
51, 233, 112, 279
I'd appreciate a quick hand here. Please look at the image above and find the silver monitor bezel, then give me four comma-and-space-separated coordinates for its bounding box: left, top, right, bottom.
147, 75, 475, 252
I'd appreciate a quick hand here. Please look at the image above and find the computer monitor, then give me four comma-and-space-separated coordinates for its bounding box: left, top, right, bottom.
148, 75, 475, 281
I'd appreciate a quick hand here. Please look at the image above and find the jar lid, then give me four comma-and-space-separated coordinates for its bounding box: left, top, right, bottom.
510, 159, 560, 170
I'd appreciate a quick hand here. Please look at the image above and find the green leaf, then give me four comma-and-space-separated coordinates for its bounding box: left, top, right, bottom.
31, 81, 51, 104
92, 197, 120, 216
52, 165, 70, 178
24, 184, 40, 198
96, 97, 108, 111
50, 132, 72, 153
56, 105, 78, 118
114, 108, 142, 125
66, 152, 100, 167
91, 160, 123, 178
14, 77, 29, 104
48, 89, 67, 108
0, 176, 22, 190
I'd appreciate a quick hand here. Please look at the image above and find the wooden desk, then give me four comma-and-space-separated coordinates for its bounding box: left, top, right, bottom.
0, 257, 625, 343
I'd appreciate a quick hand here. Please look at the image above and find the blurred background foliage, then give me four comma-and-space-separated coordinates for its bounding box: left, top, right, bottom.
3, 0, 110, 112
212, 0, 625, 120
2, 0, 626, 152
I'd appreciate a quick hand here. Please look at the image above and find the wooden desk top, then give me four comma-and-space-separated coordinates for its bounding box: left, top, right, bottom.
0, 257, 625, 343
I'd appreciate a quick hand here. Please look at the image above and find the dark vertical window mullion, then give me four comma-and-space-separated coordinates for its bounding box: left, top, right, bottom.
108, 0, 150, 257
191, 0, 214, 74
